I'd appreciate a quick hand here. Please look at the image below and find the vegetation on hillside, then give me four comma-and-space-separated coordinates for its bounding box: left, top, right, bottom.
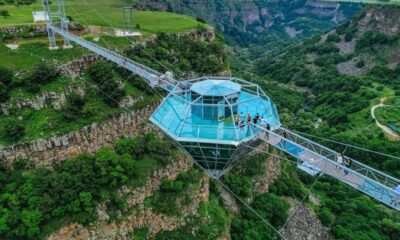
250, 7, 400, 240
133, 0, 360, 46
0, 134, 173, 239
126, 30, 227, 78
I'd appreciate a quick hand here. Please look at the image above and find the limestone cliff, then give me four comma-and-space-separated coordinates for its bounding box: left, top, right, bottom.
132, 0, 360, 45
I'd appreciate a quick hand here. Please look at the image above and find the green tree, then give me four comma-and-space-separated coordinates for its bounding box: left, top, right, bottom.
24, 63, 59, 92
0, 82, 9, 102
87, 61, 125, 107
251, 193, 290, 227
0, 66, 13, 86
63, 93, 86, 121
0, 10, 10, 18
20, 210, 42, 238
2, 121, 25, 142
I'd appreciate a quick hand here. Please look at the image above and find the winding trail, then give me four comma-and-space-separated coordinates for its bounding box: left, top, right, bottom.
371, 98, 400, 141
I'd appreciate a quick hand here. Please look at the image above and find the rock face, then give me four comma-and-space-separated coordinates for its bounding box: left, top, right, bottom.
0, 103, 158, 166
47, 157, 211, 240
134, 0, 360, 45
282, 199, 331, 240
254, 153, 281, 194
0, 85, 85, 115
58, 54, 102, 78
355, 6, 400, 36
0, 24, 46, 34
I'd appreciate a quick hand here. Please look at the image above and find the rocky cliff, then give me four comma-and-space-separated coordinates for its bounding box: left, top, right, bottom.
132, 0, 360, 46
47, 156, 206, 240
0, 103, 158, 166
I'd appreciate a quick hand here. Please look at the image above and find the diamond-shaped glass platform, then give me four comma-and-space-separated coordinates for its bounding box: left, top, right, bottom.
150, 77, 281, 178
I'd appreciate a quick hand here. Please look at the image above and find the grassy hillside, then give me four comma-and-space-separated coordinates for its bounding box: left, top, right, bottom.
0, 0, 205, 32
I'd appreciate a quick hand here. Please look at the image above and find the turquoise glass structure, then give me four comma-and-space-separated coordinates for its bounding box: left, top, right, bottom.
150, 77, 281, 178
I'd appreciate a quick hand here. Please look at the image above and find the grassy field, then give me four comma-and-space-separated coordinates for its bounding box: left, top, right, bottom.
0, 0, 205, 32
0, 40, 90, 70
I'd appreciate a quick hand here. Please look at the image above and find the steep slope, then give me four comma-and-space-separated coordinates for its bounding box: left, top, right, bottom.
254, 7, 400, 239
256, 5, 400, 169
132, 0, 361, 46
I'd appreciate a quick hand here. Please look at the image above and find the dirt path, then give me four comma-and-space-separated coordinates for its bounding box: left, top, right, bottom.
371, 98, 400, 141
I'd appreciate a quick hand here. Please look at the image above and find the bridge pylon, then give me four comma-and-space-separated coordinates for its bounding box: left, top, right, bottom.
42, 0, 73, 50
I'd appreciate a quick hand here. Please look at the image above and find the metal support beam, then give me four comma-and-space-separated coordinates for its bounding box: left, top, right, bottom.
122, 7, 134, 34
57, 0, 72, 48
42, 0, 58, 50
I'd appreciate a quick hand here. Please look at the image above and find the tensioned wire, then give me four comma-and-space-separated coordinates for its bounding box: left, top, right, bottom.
167, 137, 288, 240
12, 1, 400, 235
288, 129, 400, 161
10, 6, 289, 240
66, 2, 166, 99
79, 0, 185, 80
240, 142, 325, 232
241, 141, 400, 208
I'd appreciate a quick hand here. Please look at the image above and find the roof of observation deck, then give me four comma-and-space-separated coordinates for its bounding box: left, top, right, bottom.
190, 80, 241, 96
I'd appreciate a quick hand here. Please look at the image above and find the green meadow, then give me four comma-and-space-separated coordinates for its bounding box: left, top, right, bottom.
0, 0, 205, 32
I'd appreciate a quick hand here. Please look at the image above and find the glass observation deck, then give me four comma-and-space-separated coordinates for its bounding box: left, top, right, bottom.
150, 77, 281, 178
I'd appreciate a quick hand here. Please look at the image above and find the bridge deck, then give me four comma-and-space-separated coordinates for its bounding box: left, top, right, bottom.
254, 126, 400, 211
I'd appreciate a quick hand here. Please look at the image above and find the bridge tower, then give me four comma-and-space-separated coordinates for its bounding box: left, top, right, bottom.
42, 0, 72, 49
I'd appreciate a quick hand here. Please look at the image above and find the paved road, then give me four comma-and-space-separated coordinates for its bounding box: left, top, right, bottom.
371, 98, 400, 141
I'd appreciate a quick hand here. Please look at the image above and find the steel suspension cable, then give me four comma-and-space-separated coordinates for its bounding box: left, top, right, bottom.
288, 129, 400, 161
216, 178, 288, 240
242, 141, 400, 205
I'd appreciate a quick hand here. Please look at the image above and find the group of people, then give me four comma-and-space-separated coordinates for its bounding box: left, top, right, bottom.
336, 153, 353, 176
234, 112, 271, 132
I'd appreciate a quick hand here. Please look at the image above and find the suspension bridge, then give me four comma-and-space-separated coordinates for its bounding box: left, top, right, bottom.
41, 0, 399, 228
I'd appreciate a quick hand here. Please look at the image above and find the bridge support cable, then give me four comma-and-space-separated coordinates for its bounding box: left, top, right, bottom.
249, 123, 400, 211
79, 0, 184, 81
162, 136, 287, 240
239, 142, 324, 232
243, 142, 400, 205
46, 24, 177, 92
288, 129, 400, 161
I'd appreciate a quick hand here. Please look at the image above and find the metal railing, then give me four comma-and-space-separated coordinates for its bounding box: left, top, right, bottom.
250, 123, 400, 210
47, 24, 177, 91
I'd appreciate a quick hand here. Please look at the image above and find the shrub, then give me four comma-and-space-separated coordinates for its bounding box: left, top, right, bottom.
318, 208, 335, 227
2, 120, 25, 142
0, 10, 9, 18
115, 137, 145, 159
87, 61, 125, 107
63, 93, 86, 121
251, 193, 290, 227
23, 63, 59, 92
0, 82, 9, 102
223, 173, 252, 199
0, 66, 12, 86
160, 179, 184, 193
326, 33, 341, 43
356, 59, 365, 68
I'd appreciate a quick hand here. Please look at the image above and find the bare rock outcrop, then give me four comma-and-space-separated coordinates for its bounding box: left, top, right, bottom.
254, 154, 281, 194
1, 85, 85, 115
355, 6, 400, 36
58, 54, 102, 78
281, 199, 331, 240
47, 157, 211, 240
0, 103, 158, 166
